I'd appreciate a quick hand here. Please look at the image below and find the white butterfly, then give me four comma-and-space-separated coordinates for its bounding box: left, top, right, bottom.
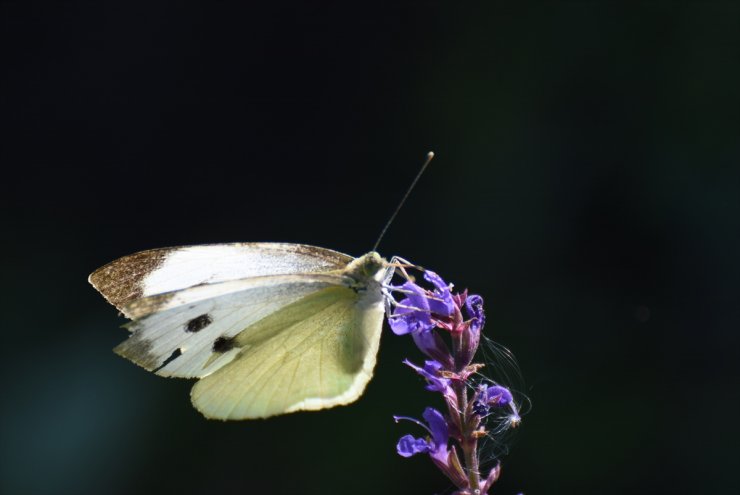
89, 243, 397, 420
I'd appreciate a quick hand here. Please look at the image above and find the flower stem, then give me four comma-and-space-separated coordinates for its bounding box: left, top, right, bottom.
455, 381, 481, 492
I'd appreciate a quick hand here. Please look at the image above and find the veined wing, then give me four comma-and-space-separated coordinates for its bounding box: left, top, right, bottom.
89, 243, 353, 316
190, 284, 385, 420
115, 274, 354, 379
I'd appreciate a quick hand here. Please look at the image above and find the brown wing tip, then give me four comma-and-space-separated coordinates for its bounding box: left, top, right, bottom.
88, 249, 169, 311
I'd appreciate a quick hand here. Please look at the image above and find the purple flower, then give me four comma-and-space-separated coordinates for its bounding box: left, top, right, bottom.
396, 435, 433, 457
472, 383, 517, 420
387, 271, 455, 336
403, 359, 456, 402
480, 383, 514, 407
388, 264, 523, 494
394, 407, 449, 464
388, 271, 457, 366
421, 270, 455, 317
465, 294, 485, 334
388, 281, 433, 336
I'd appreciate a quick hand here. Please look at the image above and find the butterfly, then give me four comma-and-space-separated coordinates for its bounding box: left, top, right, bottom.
89, 243, 399, 420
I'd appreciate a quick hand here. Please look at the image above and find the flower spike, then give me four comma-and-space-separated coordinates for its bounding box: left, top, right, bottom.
388, 264, 522, 494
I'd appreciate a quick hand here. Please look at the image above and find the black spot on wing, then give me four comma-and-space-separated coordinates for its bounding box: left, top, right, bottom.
186, 314, 212, 333
154, 348, 182, 373
213, 336, 235, 353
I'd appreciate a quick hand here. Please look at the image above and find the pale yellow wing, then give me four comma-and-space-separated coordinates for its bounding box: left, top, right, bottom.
190, 284, 385, 420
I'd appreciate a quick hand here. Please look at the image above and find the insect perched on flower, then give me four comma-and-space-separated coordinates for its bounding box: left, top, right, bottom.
87, 152, 524, 493
386, 266, 523, 495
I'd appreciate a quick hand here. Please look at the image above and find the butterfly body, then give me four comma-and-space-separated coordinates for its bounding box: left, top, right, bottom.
89, 244, 391, 420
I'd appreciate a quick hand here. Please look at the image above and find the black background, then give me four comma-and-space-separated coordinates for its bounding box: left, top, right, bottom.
2, 2, 739, 494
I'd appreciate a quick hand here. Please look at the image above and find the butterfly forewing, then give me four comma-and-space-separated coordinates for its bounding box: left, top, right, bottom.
115, 274, 352, 378
89, 243, 353, 317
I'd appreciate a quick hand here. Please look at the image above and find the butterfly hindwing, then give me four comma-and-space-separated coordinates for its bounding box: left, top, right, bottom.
190, 284, 385, 420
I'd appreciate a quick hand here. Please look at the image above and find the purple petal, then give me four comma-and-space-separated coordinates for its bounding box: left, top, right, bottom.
465, 294, 485, 333
403, 359, 452, 394
388, 306, 422, 335
423, 271, 455, 317
396, 434, 432, 457
423, 270, 449, 292
422, 407, 449, 451
396, 282, 431, 310
483, 384, 514, 407
388, 283, 433, 336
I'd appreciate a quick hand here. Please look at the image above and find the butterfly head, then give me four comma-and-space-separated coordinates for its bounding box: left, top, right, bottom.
343, 251, 389, 285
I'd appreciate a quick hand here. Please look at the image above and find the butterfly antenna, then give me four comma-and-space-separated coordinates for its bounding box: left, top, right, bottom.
372, 151, 435, 251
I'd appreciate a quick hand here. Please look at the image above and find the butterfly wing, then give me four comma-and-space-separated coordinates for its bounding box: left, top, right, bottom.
89, 243, 353, 317
191, 283, 385, 419
90, 246, 389, 419
115, 274, 353, 379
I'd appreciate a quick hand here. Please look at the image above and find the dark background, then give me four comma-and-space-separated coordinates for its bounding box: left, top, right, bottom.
2, 2, 739, 494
